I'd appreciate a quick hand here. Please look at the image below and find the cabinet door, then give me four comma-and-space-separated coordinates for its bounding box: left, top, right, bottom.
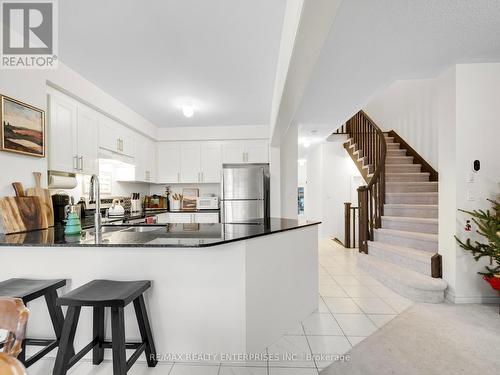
77, 106, 99, 175
194, 212, 219, 223
157, 143, 180, 183
245, 140, 269, 163
119, 130, 134, 157
179, 142, 201, 183
98, 117, 120, 153
222, 141, 245, 163
200, 142, 222, 183
48, 93, 78, 173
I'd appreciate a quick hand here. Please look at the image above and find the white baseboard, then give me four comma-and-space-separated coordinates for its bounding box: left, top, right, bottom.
446, 289, 500, 304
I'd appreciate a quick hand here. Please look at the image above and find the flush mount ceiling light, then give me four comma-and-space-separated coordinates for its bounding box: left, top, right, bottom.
303, 140, 311, 148
182, 105, 195, 118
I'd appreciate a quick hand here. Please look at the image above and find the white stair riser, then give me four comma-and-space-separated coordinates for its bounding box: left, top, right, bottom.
387, 150, 407, 157
368, 245, 431, 276
374, 231, 438, 252
386, 183, 438, 193
386, 194, 438, 204
381, 218, 438, 234
386, 173, 429, 182
386, 157, 414, 164
384, 206, 438, 218
358, 258, 445, 303
384, 137, 395, 143
386, 165, 422, 173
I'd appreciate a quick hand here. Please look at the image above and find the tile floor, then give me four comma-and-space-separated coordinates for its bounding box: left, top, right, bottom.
28, 239, 414, 375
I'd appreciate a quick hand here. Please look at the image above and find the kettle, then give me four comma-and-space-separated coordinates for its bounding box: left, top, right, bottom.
108, 198, 125, 217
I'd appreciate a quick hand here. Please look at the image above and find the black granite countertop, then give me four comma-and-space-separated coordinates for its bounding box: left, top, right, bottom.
0, 218, 320, 248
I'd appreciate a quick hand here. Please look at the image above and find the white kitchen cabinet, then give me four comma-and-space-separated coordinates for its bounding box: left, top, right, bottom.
48, 93, 78, 173
222, 140, 269, 164
245, 140, 269, 163
48, 92, 98, 175
157, 141, 222, 184
133, 134, 156, 182
76, 107, 99, 175
157, 143, 180, 183
155, 212, 219, 224
180, 142, 201, 183
194, 212, 220, 223
200, 142, 222, 183
222, 141, 245, 163
98, 117, 134, 158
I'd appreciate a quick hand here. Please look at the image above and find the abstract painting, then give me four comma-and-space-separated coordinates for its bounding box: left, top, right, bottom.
1, 95, 45, 157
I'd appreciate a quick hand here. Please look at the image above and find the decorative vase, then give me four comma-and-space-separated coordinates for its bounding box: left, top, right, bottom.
483, 275, 500, 291
64, 206, 82, 236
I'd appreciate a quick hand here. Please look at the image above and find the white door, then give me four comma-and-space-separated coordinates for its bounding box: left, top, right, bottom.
48, 93, 78, 173
222, 141, 245, 163
180, 142, 201, 183
245, 140, 269, 163
157, 143, 180, 183
77, 106, 98, 175
200, 142, 222, 183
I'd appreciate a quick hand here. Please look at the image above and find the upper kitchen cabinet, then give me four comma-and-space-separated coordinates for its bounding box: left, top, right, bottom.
48, 91, 98, 175
135, 135, 156, 183
98, 117, 134, 158
157, 142, 180, 183
222, 140, 269, 164
156, 141, 222, 184
200, 142, 222, 183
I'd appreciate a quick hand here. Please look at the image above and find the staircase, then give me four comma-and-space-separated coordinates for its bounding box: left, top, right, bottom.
342, 113, 447, 303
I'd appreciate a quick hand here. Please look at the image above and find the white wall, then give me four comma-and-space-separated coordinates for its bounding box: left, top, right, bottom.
280, 122, 298, 219
157, 125, 269, 141
305, 141, 362, 238
364, 79, 438, 169
0, 63, 158, 197
451, 63, 500, 303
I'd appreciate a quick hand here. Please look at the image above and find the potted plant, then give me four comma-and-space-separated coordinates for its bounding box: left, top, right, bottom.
455, 199, 500, 291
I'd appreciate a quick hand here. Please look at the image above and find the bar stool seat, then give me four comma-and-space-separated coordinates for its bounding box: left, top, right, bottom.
57, 280, 150, 307
0, 278, 68, 368
53, 280, 157, 375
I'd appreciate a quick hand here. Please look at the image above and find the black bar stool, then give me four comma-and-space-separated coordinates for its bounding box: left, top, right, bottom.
53, 279, 157, 375
0, 278, 69, 367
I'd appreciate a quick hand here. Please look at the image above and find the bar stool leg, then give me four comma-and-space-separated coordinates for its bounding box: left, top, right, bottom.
133, 295, 158, 367
53, 306, 81, 375
110, 307, 127, 375
92, 307, 105, 365
45, 289, 75, 359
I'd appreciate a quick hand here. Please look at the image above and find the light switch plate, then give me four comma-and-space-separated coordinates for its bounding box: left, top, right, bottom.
467, 189, 476, 201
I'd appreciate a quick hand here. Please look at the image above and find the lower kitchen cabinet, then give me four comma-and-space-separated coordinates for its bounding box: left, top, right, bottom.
156, 212, 219, 224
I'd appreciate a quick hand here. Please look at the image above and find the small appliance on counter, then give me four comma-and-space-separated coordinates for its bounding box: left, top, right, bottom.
144, 195, 167, 211
108, 198, 125, 217
196, 196, 219, 210
52, 193, 71, 224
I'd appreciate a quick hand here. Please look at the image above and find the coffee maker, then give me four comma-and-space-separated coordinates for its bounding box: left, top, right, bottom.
52, 193, 70, 224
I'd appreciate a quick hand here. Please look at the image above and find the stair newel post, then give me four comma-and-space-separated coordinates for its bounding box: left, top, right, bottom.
358, 187, 369, 254
344, 202, 352, 248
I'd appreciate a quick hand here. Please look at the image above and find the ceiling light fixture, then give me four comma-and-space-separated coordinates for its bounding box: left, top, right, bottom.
182, 105, 195, 118
303, 140, 311, 148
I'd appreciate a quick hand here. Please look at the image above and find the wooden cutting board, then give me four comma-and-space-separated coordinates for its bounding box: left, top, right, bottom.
0, 182, 49, 234
26, 172, 54, 227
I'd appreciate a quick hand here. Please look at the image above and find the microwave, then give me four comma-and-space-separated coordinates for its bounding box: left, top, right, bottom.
196, 196, 219, 210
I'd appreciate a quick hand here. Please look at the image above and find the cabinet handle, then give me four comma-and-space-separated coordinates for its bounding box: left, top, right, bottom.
116, 139, 120, 152
201, 172, 204, 183
177, 172, 180, 183
79, 156, 84, 171
73, 155, 78, 170
120, 139, 123, 152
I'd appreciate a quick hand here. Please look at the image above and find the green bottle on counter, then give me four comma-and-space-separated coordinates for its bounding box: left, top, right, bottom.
64, 206, 82, 235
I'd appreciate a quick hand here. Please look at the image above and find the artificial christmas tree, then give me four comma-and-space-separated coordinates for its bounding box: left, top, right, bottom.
455, 199, 500, 292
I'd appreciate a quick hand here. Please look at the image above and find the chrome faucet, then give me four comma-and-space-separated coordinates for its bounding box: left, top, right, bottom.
89, 174, 102, 233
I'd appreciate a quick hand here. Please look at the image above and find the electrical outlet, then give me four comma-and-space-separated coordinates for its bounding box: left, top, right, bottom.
467, 189, 476, 201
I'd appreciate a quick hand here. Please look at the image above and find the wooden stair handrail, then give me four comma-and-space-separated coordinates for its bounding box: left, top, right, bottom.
344, 110, 387, 253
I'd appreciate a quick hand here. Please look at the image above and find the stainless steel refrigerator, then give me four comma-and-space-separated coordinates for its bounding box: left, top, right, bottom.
221, 163, 270, 224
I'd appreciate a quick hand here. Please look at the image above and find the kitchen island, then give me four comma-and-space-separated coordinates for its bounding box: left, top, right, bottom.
0, 219, 319, 360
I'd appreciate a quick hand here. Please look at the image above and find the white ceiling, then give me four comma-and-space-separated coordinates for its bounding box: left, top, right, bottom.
295, 0, 500, 142
59, 0, 286, 128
